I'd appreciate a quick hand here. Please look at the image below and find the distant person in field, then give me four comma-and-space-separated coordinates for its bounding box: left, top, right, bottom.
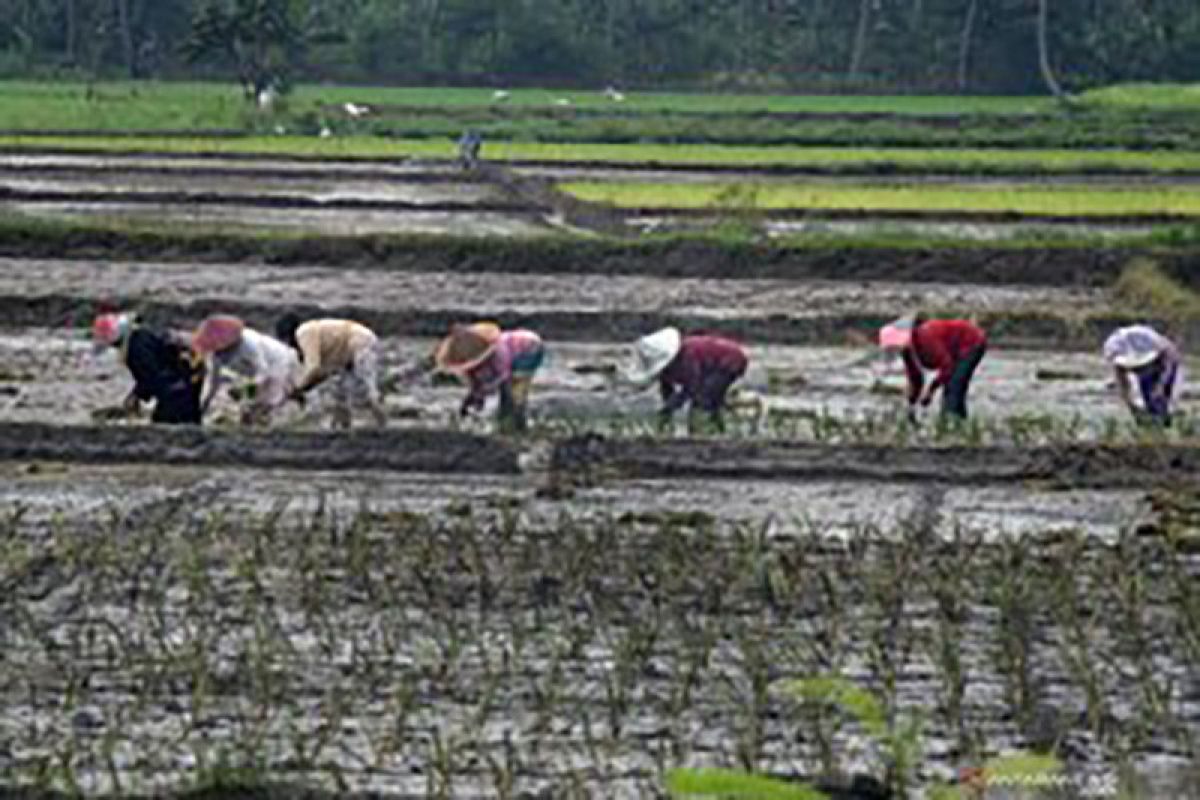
91, 312, 205, 425
879, 314, 988, 421
275, 313, 388, 430
435, 322, 545, 433
624, 327, 750, 433
1103, 324, 1181, 427
458, 129, 483, 170
192, 315, 299, 426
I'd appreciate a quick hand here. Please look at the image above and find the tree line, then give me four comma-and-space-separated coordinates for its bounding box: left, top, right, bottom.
0, 0, 1197, 94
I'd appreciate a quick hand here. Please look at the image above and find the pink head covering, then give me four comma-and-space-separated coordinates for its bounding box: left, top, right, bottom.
91, 313, 132, 353
192, 315, 246, 355
879, 316, 916, 350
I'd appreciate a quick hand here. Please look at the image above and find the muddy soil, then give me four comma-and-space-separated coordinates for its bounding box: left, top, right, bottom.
0, 256, 1176, 350
553, 435, 1200, 490
0, 220, 1168, 287
0, 461, 1151, 541
0, 470, 1195, 796
8, 150, 1200, 183
5, 330, 1191, 432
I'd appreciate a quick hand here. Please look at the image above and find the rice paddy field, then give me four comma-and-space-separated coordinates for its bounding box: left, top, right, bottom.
1, 79, 1199, 799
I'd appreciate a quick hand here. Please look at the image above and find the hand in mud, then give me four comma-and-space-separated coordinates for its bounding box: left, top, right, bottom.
919, 390, 935, 408
906, 406, 920, 426
288, 388, 307, 408
122, 393, 142, 416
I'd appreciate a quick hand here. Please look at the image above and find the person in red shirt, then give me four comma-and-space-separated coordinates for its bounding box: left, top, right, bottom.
624, 327, 749, 431
880, 314, 988, 420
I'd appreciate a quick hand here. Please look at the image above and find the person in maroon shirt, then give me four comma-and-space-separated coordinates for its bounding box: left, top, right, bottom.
625, 327, 749, 431
880, 314, 988, 420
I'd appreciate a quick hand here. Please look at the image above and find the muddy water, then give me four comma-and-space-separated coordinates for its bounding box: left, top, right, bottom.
6, 201, 553, 237
1, 174, 503, 204
2, 330, 1187, 434
0, 256, 1111, 320
0, 461, 1194, 797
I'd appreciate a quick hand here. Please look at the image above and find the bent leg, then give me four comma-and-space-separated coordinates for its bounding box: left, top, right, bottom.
942, 345, 986, 419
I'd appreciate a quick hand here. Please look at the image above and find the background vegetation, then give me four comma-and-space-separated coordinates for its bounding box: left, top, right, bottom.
1, 0, 1199, 95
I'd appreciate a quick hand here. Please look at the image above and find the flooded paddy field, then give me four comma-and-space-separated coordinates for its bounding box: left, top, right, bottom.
1, 453, 1197, 796
2, 150, 1191, 239
1, 147, 1198, 798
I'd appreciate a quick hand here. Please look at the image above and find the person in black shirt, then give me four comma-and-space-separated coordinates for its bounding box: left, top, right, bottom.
92, 313, 205, 424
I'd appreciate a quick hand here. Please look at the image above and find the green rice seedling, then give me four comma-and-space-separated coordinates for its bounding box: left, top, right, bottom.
986, 537, 1042, 735
666, 767, 827, 799
786, 676, 925, 796
921, 525, 984, 752
1044, 532, 1113, 739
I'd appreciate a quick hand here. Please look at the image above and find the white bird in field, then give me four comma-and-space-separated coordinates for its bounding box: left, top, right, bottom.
343, 102, 371, 118
492, 89, 510, 102
604, 86, 625, 102
318, 126, 332, 138
554, 97, 572, 107
256, 86, 277, 109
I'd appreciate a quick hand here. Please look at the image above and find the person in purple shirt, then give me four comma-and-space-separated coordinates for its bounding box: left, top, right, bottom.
624, 327, 749, 432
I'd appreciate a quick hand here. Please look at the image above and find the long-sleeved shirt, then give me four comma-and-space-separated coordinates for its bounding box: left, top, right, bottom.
123, 327, 203, 402
293, 319, 378, 392
903, 319, 987, 403
206, 328, 297, 407
466, 330, 543, 403
659, 335, 748, 413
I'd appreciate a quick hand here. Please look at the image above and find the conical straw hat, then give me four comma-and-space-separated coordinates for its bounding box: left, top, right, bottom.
435, 322, 501, 373
192, 315, 246, 355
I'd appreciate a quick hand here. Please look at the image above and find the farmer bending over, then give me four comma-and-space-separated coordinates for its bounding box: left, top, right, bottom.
880, 314, 987, 421
1103, 324, 1181, 427
92, 312, 205, 425
276, 313, 387, 430
192, 315, 299, 426
436, 322, 544, 433
624, 327, 748, 433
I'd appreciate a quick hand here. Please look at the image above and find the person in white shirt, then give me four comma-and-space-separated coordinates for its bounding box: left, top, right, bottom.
192, 315, 299, 425
1102, 324, 1182, 426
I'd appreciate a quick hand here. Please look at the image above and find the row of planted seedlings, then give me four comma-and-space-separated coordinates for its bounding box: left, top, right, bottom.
0, 491, 1197, 797
535, 405, 1200, 450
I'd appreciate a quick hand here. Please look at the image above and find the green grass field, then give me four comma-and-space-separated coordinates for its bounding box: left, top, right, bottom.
0, 80, 1052, 128
562, 180, 1200, 217
3, 133, 1200, 175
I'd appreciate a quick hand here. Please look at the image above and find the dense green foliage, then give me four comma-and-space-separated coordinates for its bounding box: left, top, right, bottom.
0, 0, 1198, 94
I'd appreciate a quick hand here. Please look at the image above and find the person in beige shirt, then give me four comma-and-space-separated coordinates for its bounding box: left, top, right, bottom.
276, 314, 387, 429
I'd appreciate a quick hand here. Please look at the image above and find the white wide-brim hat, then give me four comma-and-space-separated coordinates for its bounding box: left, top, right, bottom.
623, 327, 682, 386
1111, 349, 1161, 369
1104, 325, 1165, 369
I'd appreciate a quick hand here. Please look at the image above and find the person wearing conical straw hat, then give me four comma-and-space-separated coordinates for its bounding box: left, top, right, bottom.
192, 314, 299, 426
91, 312, 205, 424
623, 327, 749, 433
435, 322, 545, 433
1102, 324, 1181, 427
275, 313, 387, 429
879, 313, 987, 421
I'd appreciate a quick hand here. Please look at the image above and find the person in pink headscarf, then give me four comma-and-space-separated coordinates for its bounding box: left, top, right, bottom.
91, 312, 205, 424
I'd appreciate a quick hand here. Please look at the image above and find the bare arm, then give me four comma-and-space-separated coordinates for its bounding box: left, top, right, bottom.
1113, 365, 1133, 408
